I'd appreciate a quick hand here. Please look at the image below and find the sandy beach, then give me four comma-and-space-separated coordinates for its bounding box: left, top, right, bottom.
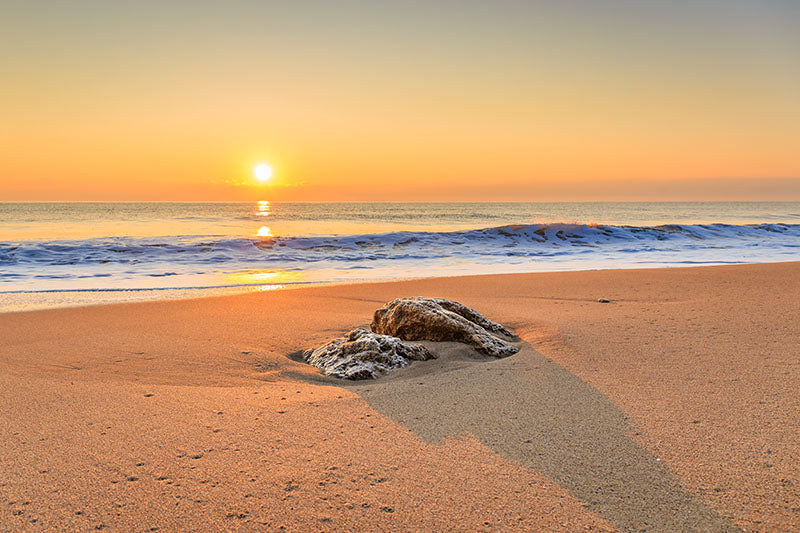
1, 262, 798, 531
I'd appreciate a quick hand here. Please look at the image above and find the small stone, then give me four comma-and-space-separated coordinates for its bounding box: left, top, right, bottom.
598, 298, 610, 303
144, 393, 154, 397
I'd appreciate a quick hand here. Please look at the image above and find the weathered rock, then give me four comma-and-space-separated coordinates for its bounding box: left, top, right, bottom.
371, 297, 519, 358
303, 328, 435, 380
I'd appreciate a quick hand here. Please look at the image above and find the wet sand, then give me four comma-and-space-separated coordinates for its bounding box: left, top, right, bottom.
1, 263, 798, 531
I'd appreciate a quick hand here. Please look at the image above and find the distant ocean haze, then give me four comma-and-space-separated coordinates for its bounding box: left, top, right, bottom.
1, 202, 799, 311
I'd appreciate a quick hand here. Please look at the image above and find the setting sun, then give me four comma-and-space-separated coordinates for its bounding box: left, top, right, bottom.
254, 163, 273, 183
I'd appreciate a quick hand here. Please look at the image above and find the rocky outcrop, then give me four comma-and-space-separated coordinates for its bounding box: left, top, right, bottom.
371, 297, 519, 358
302, 328, 435, 380
301, 298, 518, 380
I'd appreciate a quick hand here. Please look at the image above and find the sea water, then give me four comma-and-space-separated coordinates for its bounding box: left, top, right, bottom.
1, 202, 799, 311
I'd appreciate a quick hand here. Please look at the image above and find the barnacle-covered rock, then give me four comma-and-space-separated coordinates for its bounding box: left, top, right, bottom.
303, 328, 435, 380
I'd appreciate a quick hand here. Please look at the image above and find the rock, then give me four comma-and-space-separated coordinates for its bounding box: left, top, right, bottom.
303, 328, 435, 380
598, 298, 610, 303
371, 297, 519, 358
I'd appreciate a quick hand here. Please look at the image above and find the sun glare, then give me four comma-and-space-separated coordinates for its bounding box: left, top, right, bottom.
254, 163, 273, 183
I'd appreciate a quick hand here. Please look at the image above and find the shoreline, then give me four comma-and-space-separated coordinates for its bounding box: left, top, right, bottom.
1, 262, 798, 530
3, 258, 800, 314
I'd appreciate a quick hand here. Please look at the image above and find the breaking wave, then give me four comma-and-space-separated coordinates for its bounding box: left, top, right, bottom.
1, 223, 799, 292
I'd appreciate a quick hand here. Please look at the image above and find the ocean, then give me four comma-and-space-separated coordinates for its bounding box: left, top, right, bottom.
1, 201, 799, 312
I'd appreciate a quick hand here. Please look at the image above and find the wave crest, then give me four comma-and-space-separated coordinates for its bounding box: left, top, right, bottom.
1, 222, 798, 292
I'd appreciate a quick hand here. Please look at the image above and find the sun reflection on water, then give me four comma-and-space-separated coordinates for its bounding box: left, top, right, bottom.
257, 200, 270, 217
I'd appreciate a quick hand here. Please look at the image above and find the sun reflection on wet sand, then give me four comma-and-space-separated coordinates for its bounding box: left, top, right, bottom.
223, 269, 306, 288
257, 284, 285, 291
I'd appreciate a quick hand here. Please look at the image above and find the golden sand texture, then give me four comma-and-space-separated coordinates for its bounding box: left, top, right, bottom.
1, 262, 798, 531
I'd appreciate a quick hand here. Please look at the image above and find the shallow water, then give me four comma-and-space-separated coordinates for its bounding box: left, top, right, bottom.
1, 201, 799, 311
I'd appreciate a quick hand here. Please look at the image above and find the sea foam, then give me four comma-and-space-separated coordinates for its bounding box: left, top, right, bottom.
1, 223, 798, 294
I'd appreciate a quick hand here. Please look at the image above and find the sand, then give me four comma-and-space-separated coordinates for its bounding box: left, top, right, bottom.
1, 263, 798, 531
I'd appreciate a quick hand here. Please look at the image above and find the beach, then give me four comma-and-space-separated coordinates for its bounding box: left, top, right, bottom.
1, 262, 798, 531
6, 0, 800, 529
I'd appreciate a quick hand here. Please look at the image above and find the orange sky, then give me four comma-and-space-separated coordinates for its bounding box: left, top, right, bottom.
1, 1, 799, 201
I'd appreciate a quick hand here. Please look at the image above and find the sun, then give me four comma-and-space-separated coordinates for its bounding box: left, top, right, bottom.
254, 163, 273, 183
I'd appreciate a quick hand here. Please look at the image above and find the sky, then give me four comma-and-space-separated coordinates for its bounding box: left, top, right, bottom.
1, 0, 799, 201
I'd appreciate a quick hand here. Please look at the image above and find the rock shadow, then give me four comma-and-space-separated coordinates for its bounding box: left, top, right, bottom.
343, 341, 738, 532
